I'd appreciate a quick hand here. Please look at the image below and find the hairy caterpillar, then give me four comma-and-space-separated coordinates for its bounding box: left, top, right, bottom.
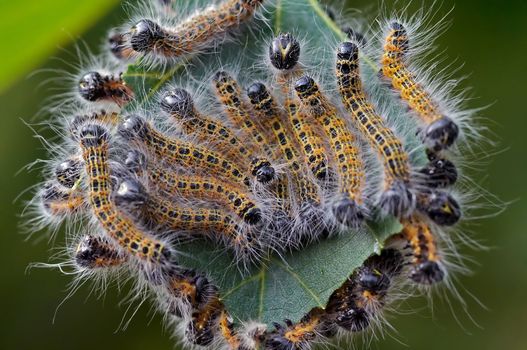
114, 178, 261, 262
381, 21, 459, 152
336, 41, 415, 218
295, 75, 365, 227
123, 0, 264, 66
124, 150, 262, 225
78, 71, 134, 107
78, 123, 172, 266
25, 1, 492, 349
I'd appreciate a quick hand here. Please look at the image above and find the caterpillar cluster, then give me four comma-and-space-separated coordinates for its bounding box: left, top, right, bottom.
25, 0, 487, 349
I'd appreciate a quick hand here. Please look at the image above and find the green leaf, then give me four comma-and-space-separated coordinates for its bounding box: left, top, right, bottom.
178, 217, 402, 326
0, 0, 120, 93
123, 0, 405, 326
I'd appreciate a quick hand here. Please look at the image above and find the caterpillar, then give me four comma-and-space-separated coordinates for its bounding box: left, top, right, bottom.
268, 34, 329, 182
124, 0, 264, 65
381, 21, 459, 152
118, 115, 252, 188
336, 41, 415, 218
294, 75, 365, 227
40, 182, 85, 217
246, 81, 321, 214
113, 178, 261, 262
124, 150, 262, 225
78, 123, 172, 266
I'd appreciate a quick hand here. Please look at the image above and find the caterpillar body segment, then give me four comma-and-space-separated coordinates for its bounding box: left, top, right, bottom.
294, 76, 365, 227
163, 268, 220, 318
75, 234, 127, 270
381, 22, 459, 152
78, 71, 134, 107
326, 248, 403, 333
326, 278, 370, 333
401, 217, 445, 285
186, 294, 224, 346
126, 0, 264, 64
114, 178, 261, 262
118, 115, 252, 189
78, 124, 172, 265
335, 41, 415, 218
160, 88, 276, 184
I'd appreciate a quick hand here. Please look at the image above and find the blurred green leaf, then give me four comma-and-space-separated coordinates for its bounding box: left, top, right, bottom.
0, 0, 120, 93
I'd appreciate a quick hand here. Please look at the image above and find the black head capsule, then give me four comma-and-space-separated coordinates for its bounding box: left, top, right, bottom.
294, 75, 316, 96
75, 235, 123, 269
410, 260, 445, 285
113, 178, 149, 208
419, 190, 461, 226
79, 124, 109, 147
78, 72, 105, 102
337, 41, 359, 61
129, 19, 164, 52
160, 88, 194, 116
118, 115, 149, 140
336, 304, 370, 332
358, 267, 391, 294
251, 159, 276, 183
419, 157, 458, 188
379, 180, 415, 219
424, 116, 459, 151
244, 207, 262, 225
212, 70, 231, 85
246, 82, 268, 104
269, 33, 301, 71
55, 159, 82, 189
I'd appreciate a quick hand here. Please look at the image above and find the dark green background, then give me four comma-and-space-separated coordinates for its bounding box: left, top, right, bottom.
1, 0, 526, 349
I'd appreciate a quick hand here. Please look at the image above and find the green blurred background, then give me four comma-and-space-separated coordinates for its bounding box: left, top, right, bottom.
1, 0, 526, 349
